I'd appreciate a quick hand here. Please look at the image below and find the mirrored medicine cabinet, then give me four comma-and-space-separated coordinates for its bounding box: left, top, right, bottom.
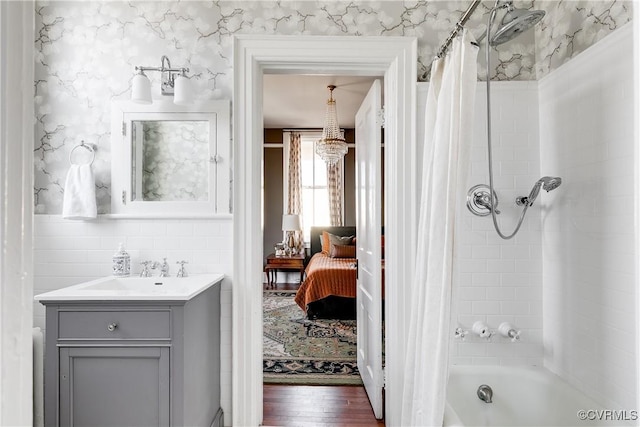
110, 100, 231, 218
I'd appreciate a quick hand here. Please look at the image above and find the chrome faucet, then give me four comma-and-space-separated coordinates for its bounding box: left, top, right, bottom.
139, 261, 154, 277
176, 260, 188, 278
477, 384, 493, 403
158, 258, 170, 277
474, 192, 500, 214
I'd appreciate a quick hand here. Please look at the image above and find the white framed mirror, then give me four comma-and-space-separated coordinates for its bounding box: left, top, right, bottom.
110, 100, 231, 218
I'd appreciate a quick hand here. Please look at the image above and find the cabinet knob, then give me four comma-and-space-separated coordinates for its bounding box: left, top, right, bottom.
107, 323, 118, 332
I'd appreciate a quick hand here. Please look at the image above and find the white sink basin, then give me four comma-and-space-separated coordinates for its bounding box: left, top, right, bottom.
34, 273, 224, 302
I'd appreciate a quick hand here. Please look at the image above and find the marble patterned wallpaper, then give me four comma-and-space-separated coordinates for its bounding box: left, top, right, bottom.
33, 0, 632, 213
535, 0, 632, 77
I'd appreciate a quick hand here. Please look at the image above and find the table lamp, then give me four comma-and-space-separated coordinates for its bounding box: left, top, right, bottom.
281, 214, 301, 255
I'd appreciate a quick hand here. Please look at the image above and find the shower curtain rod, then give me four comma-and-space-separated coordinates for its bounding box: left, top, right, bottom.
436, 0, 481, 58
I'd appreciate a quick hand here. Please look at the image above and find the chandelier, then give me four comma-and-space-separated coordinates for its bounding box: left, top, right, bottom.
315, 85, 347, 164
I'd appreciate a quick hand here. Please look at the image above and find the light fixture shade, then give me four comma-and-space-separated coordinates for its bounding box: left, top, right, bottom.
282, 214, 302, 231
173, 74, 193, 105
131, 71, 152, 104
315, 85, 347, 165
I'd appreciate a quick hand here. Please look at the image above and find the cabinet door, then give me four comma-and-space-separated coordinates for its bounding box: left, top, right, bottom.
59, 347, 169, 427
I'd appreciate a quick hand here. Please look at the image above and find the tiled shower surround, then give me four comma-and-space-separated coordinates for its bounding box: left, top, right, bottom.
450, 23, 636, 412
539, 24, 635, 412
32, 1, 634, 424
448, 81, 544, 367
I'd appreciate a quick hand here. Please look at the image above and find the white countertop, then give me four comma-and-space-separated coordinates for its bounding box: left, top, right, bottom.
34, 273, 224, 302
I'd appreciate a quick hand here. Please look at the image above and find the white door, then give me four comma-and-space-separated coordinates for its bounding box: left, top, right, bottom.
355, 79, 383, 419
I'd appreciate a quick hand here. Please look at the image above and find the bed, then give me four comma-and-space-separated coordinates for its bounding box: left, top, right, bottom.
294, 226, 358, 319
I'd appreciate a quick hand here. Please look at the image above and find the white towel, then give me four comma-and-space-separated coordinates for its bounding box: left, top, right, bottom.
62, 164, 97, 220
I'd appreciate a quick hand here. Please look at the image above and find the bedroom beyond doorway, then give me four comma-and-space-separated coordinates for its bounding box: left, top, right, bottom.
261, 76, 374, 387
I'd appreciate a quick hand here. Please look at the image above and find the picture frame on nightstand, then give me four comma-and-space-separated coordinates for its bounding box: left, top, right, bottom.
274, 243, 285, 257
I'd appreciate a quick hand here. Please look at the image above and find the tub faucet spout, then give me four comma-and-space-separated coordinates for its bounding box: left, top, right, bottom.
477, 384, 493, 403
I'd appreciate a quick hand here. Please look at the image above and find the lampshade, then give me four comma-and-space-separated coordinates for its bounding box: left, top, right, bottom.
131, 71, 152, 104
315, 85, 347, 165
282, 214, 302, 231
173, 73, 193, 105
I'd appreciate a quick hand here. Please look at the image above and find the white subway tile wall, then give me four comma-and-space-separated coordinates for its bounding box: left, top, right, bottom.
33, 215, 234, 418
539, 23, 636, 411
448, 81, 544, 366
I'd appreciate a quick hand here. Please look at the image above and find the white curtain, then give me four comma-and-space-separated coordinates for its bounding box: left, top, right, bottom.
287, 132, 304, 253
401, 29, 478, 426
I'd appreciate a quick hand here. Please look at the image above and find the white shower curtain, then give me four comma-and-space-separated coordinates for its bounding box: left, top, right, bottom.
401, 29, 478, 426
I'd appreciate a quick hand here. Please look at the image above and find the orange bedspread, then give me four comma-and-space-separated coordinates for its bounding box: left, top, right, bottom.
294, 253, 357, 311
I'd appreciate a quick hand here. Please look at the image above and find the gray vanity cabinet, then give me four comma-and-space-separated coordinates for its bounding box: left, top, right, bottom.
41, 282, 223, 427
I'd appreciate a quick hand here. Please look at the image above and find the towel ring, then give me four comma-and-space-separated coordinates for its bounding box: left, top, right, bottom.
69, 141, 96, 166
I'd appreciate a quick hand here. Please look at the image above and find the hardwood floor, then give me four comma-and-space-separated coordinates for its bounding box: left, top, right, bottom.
263, 384, 384, 426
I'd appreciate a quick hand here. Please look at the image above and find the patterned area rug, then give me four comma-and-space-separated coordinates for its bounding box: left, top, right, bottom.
263, 290, 362, 385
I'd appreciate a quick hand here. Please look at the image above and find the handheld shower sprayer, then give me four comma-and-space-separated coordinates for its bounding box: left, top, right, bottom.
516, 176, 562, 207
464, 0, 556, 240
467, 175, 562, 237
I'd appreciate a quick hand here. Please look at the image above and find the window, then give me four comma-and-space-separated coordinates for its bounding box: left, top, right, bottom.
284, 131, 343, 242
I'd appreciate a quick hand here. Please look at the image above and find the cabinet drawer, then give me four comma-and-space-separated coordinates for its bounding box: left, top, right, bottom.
58, 310, 171, 340
269, 258, 303, 266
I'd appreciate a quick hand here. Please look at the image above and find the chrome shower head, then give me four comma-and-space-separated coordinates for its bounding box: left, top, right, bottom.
520, 176, 562, 207
491, 5, 545, 46
541, 176, 562, 192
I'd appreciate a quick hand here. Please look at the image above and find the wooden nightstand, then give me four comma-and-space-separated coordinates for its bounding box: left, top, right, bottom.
264, 253, 305, 288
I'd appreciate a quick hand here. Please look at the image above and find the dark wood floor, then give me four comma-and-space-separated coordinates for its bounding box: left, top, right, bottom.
263, 281, 300, 291
263, 384, 384, 426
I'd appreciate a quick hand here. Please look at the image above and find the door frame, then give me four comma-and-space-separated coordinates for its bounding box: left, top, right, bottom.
0, 2, 35, 425
233, 35, 417, 426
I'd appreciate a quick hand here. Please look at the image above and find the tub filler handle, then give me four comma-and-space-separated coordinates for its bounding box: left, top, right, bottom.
472, 321, 493, 339
454, 327, 468, 340
498, 322, 521, 342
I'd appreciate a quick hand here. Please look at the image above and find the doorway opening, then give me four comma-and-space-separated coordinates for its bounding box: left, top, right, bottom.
233, 35, 416, 426
261, 74, 383, 422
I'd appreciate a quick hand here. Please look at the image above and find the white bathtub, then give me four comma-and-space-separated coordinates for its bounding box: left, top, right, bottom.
444, 365, 635, 427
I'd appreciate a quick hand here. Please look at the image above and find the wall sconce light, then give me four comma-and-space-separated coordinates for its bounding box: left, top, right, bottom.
131, 55, 192, 105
